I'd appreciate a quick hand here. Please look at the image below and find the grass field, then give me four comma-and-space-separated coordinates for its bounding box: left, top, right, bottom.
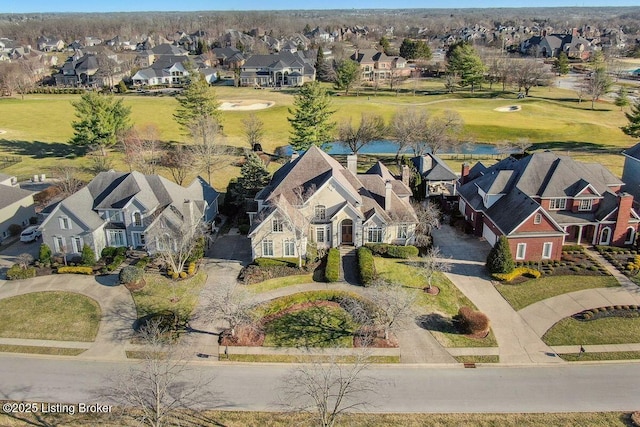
0, 344, 85, 356
0, 407, 631, 426
495, 275, 620, 311
543, 316, 640, 346
0, 291, 100, 342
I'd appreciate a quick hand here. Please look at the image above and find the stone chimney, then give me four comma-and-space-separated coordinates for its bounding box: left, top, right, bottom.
460, 163, 470, 185
613, 193, 634, 245
385, 180, 393, 212
347, 153, 357, 174
183, 200, 194, 226
290, 151, 299, 163
401, 165, 411, 187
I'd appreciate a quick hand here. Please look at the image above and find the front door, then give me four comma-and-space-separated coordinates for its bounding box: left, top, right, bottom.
341, 219, 353, 245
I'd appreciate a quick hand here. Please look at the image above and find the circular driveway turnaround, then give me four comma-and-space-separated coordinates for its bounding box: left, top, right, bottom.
0, 274, 137, 359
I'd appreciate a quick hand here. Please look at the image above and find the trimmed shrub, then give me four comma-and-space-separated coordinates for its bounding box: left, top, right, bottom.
238, 224, 250, 235
187, 262, 196, 275
455, 306, 491, 336
386, 245, 419, 259
8, 224, 22, 236
562, 245, 585, 252
492, 267, 541, 281
255, 257, 299, 267
239, 264, 307, 285
365, 243, 390, 256
325, 248, 340, 282
179, 271, 187, 279
39, 243, 52, 264
6, 264, 36, 280
101, 246, 117, 258
357, 247, 376, 286
486, 236, 514, 274
119, 265, 144, 284
81, 244, 96, 266
57, 266, 94, 275
187, 237, 205, 263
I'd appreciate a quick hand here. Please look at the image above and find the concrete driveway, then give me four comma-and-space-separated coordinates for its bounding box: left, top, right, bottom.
0, 238, 42, 276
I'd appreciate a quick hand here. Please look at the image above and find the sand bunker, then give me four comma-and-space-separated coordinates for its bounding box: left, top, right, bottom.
0, 130, 6, 134
494, 105, 522, 112
220, 100, 275, 111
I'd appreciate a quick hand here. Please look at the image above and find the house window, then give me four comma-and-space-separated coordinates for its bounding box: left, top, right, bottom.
578, 199, 593, 211
625, 227, 636, 245
516, 243, 527, 260
549, 199, 566, 210
397, 224, 408, 239
132, 211, 143, 227
262, 239, 274, 257
71, 236, 83, 253
108, 230, 126, 247
368, 227, 383, 243
534, 213, 542, 224
59, 217, 71, 230
53, 236, 65, 253
272, 219, 283, 233
108, 210, 123, 222
315, 205, 326, 220
316, 227, 325, 243
284, 239, 295, 257
542, 242, 553, 259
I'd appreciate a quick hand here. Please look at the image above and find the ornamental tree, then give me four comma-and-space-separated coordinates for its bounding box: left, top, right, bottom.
486, 236, 514, 274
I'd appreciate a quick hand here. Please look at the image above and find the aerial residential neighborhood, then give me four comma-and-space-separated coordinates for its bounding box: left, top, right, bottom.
1, 4, 640, 427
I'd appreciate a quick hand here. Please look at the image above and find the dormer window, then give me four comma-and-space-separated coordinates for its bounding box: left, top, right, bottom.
315, 205, 326, 221
549, 199, 566, 210
579, 199, 593, 211
133, 211, 143, 227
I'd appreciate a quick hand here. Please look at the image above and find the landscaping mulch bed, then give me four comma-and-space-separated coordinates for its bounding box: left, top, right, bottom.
510, 250, 609, 283
574, 305, 640, 321
597, 246, 640, 278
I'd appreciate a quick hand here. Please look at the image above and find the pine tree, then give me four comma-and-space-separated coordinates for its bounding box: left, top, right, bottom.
234, 152, 270, 200
554, 52, 570, 75
622, 99, 640, 138
486, 236, 515, 274
288, 81, 335, 152
334, 59, 360, 95
446, 42, 485, 92
174, 62, 221, 133
315, 47, 334, 82
615, 86, 630, 111
379, 36, 391, 55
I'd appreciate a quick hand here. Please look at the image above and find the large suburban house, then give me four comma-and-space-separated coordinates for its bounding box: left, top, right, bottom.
248, 146, 417, 260
0, 173, 36, 243
621, 143, 640, 204
457, 152, 639, 261
349, 49, 410, 83
239, 51, 315, 87
40, 171, 219, 260
520, 31, 595, 60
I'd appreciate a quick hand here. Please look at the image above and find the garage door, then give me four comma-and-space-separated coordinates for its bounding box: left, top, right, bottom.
482, 223, 497, 247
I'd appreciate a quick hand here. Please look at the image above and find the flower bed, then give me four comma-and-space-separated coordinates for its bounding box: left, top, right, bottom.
596, 246, 640, 277
574, 305, 640, 321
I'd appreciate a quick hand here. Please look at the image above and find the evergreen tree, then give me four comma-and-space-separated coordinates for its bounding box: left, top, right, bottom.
334, 59, 360, 95
554, 52, 570, 75
288, 81, 335, 152
446, 42, 485, 92
81, 244, 96, 266
486, 236, 514, 274
379, 36, 391, 55
234, 152, 270, 200
615, 86, 630, 111
70, 91, 131, 156
174, 61, 221, 133
315, 47, 334, 82
622, 99, 640, 138
399, 38, 432, 60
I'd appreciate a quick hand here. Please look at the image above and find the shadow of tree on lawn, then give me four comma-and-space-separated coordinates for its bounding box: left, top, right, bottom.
415, 313, 461, 335
0, 139, 85, 159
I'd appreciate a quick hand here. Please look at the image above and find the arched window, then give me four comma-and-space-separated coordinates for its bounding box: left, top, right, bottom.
625, 227, 636, 245
314, 205, 326, 221
599, 227, 612, 245
132, 211, 143, 227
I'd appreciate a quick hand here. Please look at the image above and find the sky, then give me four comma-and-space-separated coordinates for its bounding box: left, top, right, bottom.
4, 1, 639, 13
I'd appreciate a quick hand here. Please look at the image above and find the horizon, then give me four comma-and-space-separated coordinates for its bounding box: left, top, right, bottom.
4, 2, 640, 14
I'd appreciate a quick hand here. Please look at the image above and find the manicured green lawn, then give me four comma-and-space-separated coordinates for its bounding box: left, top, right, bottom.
0, 291, 100, 342
224, 354, 400, 363
130, 271, 207, 321
248, 273, 314, 293
495, 275, 620, 311
559, 351, 640, 362
543, 316, 640, 346
374, 257, 497, 347
0, 344, 85, 356
263, 305, 356, 348
453, 355, 500, 363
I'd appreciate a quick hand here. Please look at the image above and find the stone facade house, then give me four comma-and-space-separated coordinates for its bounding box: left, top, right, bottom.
40, 171, 218, 260
248, 146, 417, 260
458, 152, 639, 261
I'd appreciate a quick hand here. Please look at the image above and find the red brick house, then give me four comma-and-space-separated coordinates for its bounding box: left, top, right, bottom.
457, 152, 639, 261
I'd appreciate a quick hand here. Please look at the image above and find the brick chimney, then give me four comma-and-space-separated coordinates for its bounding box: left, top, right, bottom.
460, 163, 470, 185
613, 193, 634, 245
385, 180, 393, 212
401, 165, 411, 187
347, 153, 357, 174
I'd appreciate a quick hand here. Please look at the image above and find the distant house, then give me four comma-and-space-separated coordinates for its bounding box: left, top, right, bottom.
36, 36, 65, 52
131, 55, 214, 86
349, 49, 410, 83
248, 147, 416, 260
458, 152, 639, 261
240, 51, 315, 87
211, 47, 245, 69
520, 30, 595, 60
0, 174, 35, 243
411, 154, 458, 198
40, 171, 219, 260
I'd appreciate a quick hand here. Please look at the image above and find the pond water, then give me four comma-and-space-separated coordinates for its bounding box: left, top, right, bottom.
277, 141, 511, 156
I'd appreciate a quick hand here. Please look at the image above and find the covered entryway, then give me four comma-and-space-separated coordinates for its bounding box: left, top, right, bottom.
341, 219, 353, 245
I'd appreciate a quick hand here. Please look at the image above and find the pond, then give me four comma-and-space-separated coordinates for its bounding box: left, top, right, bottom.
276, 141, 514, 157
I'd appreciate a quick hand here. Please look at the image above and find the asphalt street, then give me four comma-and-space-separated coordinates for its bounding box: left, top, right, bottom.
1, 356, 639, 413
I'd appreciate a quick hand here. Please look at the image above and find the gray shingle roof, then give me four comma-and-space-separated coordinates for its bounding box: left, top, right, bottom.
623, 143, 640, 161
412, 154, 458, 182
0, 185, 34, 210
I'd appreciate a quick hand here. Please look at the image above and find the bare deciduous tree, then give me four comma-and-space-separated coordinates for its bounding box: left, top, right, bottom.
107, 319, 215, 427
121, 124, 163, 174
512, 58, 550, 96
199, 280, 256, 338
411, 246, 451, 291
337, 112, 386, 154
16, 253, 34, 269
410, 202, 441, 248
52, 166, 85, 196
391, 108, 463, 157
242, 113, 265, 150
189, 114, 229, 185
280, 352, 376, 427
271, 185, 316, 268
161, 145, 196, 185
366, 279, 417, 340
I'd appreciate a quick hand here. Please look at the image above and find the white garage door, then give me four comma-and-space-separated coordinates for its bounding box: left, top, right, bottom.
482, 223, 497, 247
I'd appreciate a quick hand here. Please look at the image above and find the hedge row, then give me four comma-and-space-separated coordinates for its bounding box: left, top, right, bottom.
492, 267, 541, 282
455, 307, 491, 335
239, 264, 307, 285
357, 247, 376, 286
6, 265, 36, 280
365, 243, 419, 259
325, 248, 340, 282
255, 257, 300, 267
57, 266, 94, 275
561, 245, 585, 253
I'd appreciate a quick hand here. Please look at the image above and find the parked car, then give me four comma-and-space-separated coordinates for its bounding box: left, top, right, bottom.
20, 226, 41, 243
